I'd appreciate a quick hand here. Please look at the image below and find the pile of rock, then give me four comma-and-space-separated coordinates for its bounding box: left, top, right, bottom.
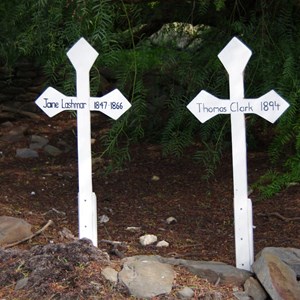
0, 61, 46, 111
1, 217, 299, 299
102, 247, 300, 299
0, 123, 71, 158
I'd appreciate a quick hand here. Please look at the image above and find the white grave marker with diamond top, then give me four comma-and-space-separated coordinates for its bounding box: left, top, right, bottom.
187, 37, 289, 271
36, 38, 131, 246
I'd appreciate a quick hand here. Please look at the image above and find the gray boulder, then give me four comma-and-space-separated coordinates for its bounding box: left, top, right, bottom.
118, 257, 174, 299
252, 247, 300, 300
0, 216, 32, 245
158, 256, 252, 286
120, 255, 252, 297
181, 260, 251, 286
243, 277, 267, 300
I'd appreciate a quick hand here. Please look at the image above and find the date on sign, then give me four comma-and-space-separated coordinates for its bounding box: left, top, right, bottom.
94, 101, 123, 110
261, 101, 280, 111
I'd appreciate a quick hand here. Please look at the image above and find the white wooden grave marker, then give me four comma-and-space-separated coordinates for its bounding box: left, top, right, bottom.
187, 37, 289, 271
36, 38, 131, 246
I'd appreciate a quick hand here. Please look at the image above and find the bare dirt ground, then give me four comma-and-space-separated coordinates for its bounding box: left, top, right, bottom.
0, 113, 299, 299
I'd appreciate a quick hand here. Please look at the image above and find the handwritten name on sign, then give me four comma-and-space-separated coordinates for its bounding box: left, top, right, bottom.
36, 87, 131, 120
188, 90, 289, 123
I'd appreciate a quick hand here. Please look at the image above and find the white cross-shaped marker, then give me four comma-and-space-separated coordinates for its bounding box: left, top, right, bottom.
187, 37, 289, 270
36, 38, 131, 246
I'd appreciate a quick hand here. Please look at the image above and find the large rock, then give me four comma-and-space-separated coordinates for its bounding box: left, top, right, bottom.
0, 216, 32, 245
157, 256, 251, 286
180, 260, 251, 286
256, 247, 300, 275
122, 255, 251, 287
101, 267, 118, 284
243, 277, 268, 300
252, 247, 300, 300
118, 257, 174, 299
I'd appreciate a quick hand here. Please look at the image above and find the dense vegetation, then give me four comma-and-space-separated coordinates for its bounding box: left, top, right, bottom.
0, 0, 299, 197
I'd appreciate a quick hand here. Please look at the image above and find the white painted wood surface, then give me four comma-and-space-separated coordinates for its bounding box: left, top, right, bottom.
187, 37, 289, 270
36, 38, 131, 246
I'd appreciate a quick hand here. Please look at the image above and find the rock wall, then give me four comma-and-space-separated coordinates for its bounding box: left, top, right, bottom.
0, 60, 47, 112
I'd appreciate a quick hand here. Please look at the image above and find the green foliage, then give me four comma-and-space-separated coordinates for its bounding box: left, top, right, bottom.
0, 0, 299, 196
99, 1, 147, 168
0, 0, 119, 90
158, 0, 300, 189
100, 77, 147, 169
252, 155, 300, 198
161, 93, 194, 157
213, 0, 225, 11
193, 116, 230, 179
244, 1, 300, 195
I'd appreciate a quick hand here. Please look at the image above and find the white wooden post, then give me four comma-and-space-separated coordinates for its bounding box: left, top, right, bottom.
187, 37, 289, 270
36, 38, 131, 246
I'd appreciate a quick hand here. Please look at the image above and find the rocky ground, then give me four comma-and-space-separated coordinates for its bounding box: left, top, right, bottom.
0, 113, 299, 299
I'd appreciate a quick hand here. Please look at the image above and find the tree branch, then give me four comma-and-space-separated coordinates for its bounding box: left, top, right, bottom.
258, 213, 300, 222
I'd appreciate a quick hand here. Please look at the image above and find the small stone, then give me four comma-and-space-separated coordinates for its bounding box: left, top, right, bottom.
177, 286, 194, 299
99, 215, 109, 223
16, 148, 38, 158
15, 277, 28, 290
233, 291, 251, 300
156, 240, 169, 247
126, 226, 141, 232
59, 227, 76, 241
43, 144, 62, 157
1, 121, 13, 128
30, 135, 49, 148
57, 139, 72, 152
1, 125, 27, 142
139, 234, 157, 246
29, 143, 43, 150
151, 175, 160, 181
101, 267, 118, 284
166, 217, 177, 224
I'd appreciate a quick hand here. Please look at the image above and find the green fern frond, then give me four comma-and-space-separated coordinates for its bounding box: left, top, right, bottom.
253, 159, 300, 199
194, 141, 223, 180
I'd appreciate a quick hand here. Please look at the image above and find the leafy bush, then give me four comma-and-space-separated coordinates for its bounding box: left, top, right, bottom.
0, 0, 299, 196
